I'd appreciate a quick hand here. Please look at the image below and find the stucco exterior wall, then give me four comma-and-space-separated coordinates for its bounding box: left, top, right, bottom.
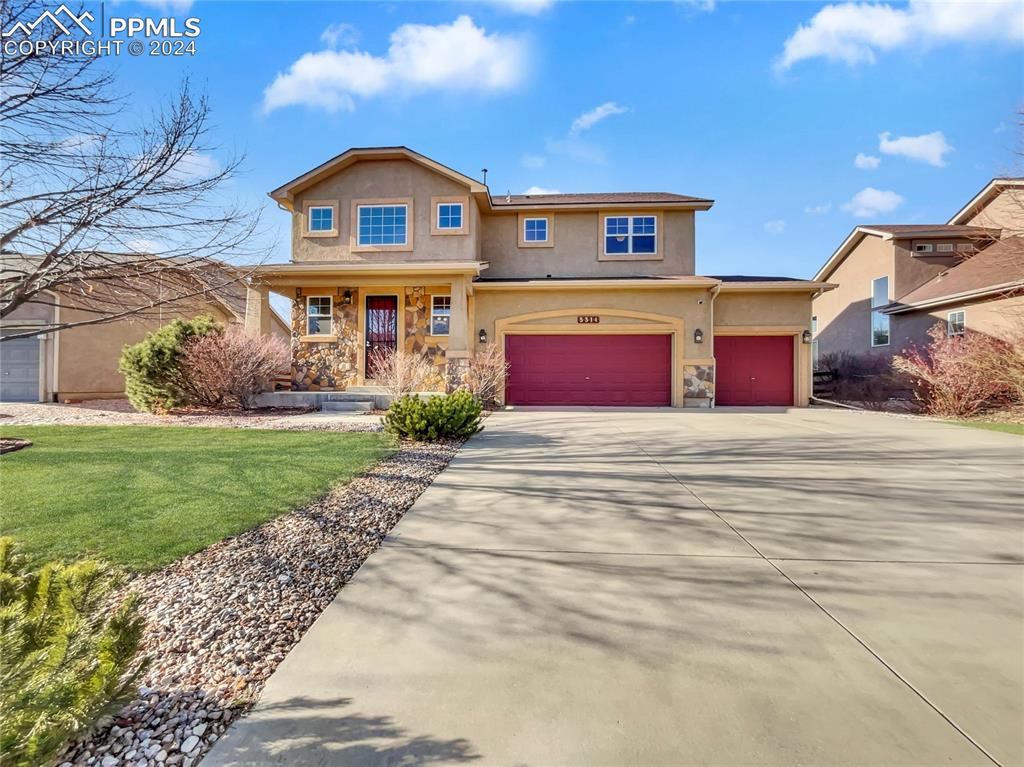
893, 240, 968, 297
962, 188, 1024, 232
479, 209, 696, 278
714, 291, 813, 328
892, 293, 1024, 352
290, 159, 479, 263
813, 234, 894, 359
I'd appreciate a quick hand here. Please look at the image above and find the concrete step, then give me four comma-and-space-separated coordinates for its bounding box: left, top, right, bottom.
325, 391, 387, 402
337, 386, 388, 395
321, 400, 375, 412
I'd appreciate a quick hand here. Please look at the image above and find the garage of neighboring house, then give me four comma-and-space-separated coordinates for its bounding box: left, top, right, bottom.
0, 332, 42, 402
714, 334, 794, 406
504, 333, 672, 406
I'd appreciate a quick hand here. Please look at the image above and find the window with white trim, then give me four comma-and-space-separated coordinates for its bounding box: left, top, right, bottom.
914, 243, 934, 253
947, 310, 965, 336
871, 276, 890, 347
957, 242, 974, 252
358, 204, 408, 245
523, 217, 548, 243
604, 215, 656, 255
811, 315, 818, 334
309, 206, 334, 233
812, 340, 820, 370
306, 296, 332, 335
437, 203, 463, 230
430, 295, 451, 336
937, 243, 955, 253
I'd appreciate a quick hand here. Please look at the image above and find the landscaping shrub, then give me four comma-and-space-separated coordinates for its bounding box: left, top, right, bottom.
892, 324, 1014, 417
180, 325, 290, 409
383, 390, 483, 441
368, 347, 435, 398
817, 351, 908, 408
119, 316, 221, 412
454, 344, 509, 406
0, 537, 147, 767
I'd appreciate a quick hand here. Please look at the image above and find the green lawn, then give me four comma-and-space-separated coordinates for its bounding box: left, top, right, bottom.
0, 425, 392, 572
952, 420, 1024, 436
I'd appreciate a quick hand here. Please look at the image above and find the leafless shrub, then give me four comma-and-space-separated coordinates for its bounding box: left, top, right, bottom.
817, 351, 909, 408
180, 326, 290, 409
966, 317, 1024, 405
368, 348, 434, 398
457, 344, 509, 406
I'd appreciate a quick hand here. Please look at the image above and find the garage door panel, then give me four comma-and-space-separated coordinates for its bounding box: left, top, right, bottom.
506, 334, 670, 406
0, 335, 41, 402
714, 335, 793, 406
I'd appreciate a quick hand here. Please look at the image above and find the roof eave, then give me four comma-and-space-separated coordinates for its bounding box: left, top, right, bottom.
719, 281, 837, 293
884, 280, 1024, 314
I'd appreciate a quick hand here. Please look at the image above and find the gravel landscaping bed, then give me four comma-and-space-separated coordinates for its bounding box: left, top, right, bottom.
56, 439, 461, 767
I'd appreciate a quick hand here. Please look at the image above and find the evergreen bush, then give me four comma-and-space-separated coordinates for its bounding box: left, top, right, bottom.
383, 390, 483, 441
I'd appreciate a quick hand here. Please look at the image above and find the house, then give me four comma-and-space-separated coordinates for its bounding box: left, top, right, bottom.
0, 263, 289, 403
244, 147, 833, 408
812, 178, 1024, 364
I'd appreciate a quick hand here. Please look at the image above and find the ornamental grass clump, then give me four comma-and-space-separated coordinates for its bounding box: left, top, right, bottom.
0, 537, 148, 767
384, 390, 483, 441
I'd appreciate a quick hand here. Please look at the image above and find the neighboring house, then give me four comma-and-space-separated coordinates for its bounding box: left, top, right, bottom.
0, 266, 289, 402
244, 146, 832, 407
812, 178, 1024, 364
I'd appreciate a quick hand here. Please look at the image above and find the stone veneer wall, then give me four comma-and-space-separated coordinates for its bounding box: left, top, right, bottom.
291, 288, 360, 391
683, 363, 714, 405
404, 286, 446, 391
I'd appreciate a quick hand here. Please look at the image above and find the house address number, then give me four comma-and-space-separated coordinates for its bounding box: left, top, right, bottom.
577, 315, 600, 324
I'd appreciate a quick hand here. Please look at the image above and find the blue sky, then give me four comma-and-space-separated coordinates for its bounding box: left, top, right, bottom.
108, 0, 1022, 282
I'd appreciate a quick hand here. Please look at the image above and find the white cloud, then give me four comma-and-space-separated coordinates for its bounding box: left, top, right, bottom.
263, 16, 526, 114
545, 137, 607, 164
994, 121, 1008, 134
878, 131, 952, 167
776, 0, 1023, 71
321, 23, 359, 49
523, 186, 561, 195
494, 0, 554, 14
764, 219, 786, 235
569, 101, 629, 137
854, 152, 880, 170
805, 202, 832, 215
167, 150, 220, 182
521, 153, 545, 169
841, 187, 904, 218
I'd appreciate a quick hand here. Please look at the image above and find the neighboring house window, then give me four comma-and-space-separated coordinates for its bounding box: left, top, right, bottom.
431, 295, 451, 336
358, 205, 408, 245
956, 242, 974, 252
812, 340, 820, 371
947, 310, 966, 336
309, 206, 334, 233
523, 217, 548, 243
937, 243, 955, 253
437, 203, 463, 230
914, 243, 934, 253
871, 276, 890, 347
604, 215, 656, 255
307, 296, 332, 335
811, 315, 818, 334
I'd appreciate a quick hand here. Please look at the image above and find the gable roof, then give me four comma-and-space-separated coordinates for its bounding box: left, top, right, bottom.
884, 236, 1024, 313
268, 146, 487, 210
947, 177, 1024, 225
490, 191, 713, 210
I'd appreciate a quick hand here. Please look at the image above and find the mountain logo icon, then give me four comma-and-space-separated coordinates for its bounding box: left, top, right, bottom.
3, 4, 94, 37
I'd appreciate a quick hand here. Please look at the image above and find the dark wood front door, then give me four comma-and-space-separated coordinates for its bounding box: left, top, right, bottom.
365, 295, 399, 379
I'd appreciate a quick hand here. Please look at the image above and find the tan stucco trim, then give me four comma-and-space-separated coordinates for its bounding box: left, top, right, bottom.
717, 281, 836, 292
597, 209, 664, 262
713, 324, 811, 406
494, 307, 686, 406
474, 277, 718, 291
350, 197, 415, 253
299, 334, 338, 343
430, 196, 469, 236
517, 212, 554, 248
301, 200, 339, 239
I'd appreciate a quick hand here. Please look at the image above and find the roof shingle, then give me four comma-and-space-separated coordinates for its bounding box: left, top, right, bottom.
893, 236, 1024, 308
490, 192, 712, 207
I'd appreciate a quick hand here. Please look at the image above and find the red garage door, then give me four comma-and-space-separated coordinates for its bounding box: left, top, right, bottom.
505, 334, 671, 406
714, 335, 794, 406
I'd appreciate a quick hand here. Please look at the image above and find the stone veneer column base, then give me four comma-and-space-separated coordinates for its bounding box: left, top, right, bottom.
682, 363, 715, 407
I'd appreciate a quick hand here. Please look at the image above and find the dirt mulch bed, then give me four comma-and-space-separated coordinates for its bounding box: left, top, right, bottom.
0, 437, 31, 455
57, 439, 462, 767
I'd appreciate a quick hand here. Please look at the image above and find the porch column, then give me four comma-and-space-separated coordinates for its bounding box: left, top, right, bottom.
448, 276, 469, 356
244, 283, 273, 336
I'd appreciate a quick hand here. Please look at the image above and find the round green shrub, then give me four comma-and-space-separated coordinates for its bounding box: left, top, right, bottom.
384, 390, 484, 441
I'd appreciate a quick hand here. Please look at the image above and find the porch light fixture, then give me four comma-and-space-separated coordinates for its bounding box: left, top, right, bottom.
693, 328, 704, 344
341, 290, 353, 305
478, 329, 488, 344
802, 329, 812, 344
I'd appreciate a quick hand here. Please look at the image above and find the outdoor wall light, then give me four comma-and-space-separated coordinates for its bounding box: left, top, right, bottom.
802, 329, 813, 344
341, 290, 353, 305
694, 328, 704, 344
479, 329, 488, 344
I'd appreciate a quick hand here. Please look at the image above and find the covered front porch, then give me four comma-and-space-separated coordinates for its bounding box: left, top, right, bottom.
243, 261, 485, 392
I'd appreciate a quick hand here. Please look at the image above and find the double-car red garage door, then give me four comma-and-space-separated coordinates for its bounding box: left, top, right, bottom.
714, 335, 794, 406
505, 334, 671, 406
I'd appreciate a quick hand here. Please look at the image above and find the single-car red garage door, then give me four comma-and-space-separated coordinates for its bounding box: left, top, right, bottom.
715, 335, 794, 406
505, 334, 671, 406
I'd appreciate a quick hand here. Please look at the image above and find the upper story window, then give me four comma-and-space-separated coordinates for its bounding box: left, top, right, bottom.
811, 315, 818, 334
524, 217, 548, 243
947, 310, 965, 336
871, 276, 890, 347
914, 243, 934, 253
309, 206, 333, 232
957, 242, 974, 252
604, 215, 656, 255
936, 243, 955, 253
307, 296, 333, 335
437, 203, 463, 230
358, 204, 408, 246
431, 295, 451, 336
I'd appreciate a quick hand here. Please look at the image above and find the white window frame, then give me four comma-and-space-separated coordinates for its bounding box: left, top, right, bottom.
914, 243, 934, 253
306, 295, 333, 336
947, 310, 966, 337
308, 205, 334, 233
936, 243, 955, 253
430, 295, 451, 336
957, 242, 973, 252
436, 202, 463, 231
603, 215, 657, 256
357, 204, 409, 246
523, 217, 549, 243
870, 276, 890, 347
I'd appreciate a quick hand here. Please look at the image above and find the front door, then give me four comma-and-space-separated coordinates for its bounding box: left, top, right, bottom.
365, 295, 399, 379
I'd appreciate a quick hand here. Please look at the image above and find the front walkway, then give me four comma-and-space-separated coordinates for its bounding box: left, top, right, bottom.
204, 408, 1023, 766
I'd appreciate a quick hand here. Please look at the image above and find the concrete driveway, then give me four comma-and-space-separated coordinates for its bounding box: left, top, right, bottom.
205, 408, 1023, 767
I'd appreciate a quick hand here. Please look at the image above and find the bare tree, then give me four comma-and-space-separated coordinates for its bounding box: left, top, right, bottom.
0, 0, 270, 341
368, 348, 435, 398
